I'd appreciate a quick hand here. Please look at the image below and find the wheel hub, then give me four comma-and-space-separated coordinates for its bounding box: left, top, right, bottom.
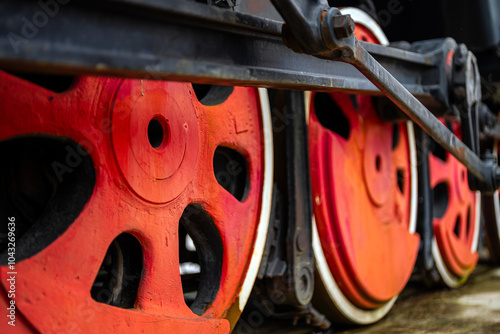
112, 81, 199, 203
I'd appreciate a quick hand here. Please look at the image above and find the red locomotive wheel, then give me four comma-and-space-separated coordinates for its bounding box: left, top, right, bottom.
309, 8, 420, 324
428, 121, 480, 287
0, 72, 273, 333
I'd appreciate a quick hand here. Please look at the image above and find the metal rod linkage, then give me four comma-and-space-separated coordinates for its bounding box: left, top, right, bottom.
350, 43, 493, 184
269, 0, 499, 191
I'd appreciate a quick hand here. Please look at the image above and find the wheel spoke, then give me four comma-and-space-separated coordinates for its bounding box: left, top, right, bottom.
189, 88, 266, 314
429, 154, 453, 188
0, 72, 111, 143
199, 87, 263, 148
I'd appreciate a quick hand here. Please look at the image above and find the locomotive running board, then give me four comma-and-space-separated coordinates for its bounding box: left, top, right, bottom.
0, 0, 498, 190
0, 0, 448, 107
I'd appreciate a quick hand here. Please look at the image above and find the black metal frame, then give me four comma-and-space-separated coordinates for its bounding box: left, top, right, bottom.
253, 89, 327, 326
0, 0, 450, 105
1, 0, 498, 190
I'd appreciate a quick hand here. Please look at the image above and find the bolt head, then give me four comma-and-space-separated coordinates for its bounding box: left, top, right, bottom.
296, 233, 308, 252
333, 15, 355, 39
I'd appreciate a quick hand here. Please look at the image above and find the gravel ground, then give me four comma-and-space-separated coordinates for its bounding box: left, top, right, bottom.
236, 260, 500, 334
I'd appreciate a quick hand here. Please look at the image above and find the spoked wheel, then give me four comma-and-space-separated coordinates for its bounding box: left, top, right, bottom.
483, 140, 500, 264
308, 8, 420, 325
425, 120, 480, 287
0, 72, 273, 332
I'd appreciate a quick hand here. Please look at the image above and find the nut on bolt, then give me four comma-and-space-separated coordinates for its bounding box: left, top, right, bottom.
333, 14, 355, 39
296, 232, 308, 252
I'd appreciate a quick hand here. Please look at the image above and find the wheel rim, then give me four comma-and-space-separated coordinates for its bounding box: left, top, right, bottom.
0, 73, 273, 332
429, 120, 480, 287
309, 9, 419, 324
